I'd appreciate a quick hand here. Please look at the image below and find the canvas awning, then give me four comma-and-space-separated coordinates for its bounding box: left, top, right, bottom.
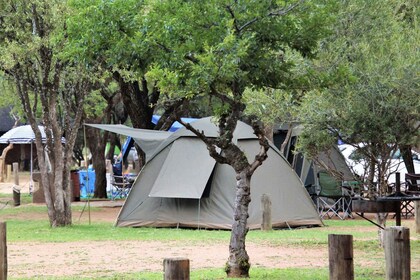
148, 138, 216, 199
84, 124, 171, 157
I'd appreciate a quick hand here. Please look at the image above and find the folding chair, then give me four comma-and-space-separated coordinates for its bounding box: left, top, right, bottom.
109, 160, 133, 200
405, 173, 420, 194
110, 174, 132, 200
316, 171, 352, 220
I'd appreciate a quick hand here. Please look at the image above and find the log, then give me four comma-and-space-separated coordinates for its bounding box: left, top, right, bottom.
384, 227, 410, 280
0, 222, 7, 280
163, 258, 190, 280
261, 194, 272, 231
415, 201, 420, 234
328, 234, 354, 280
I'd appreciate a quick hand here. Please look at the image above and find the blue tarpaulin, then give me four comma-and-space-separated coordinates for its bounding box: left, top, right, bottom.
79, 169, 96, 198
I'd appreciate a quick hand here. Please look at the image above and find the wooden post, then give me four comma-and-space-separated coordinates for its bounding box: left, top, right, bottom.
163, 258, 190, 280
5, 165, 11, 183
328, 234, 354, 280
415, 201, 420, 234
384, 227, 410, 280
261, 194, 272, 231
0, 222, 7, 280
12, 162, 19, 186
395, 173, 401, 226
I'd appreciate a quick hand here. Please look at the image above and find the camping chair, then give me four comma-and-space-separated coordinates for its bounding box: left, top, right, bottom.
109, 161, 133, 200
315, 171, 352, 220
405, 173, 420, 194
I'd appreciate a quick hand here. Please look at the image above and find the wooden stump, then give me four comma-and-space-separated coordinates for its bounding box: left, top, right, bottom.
0, 222, 7, 280
415, 201, 420, 234
328, 234, 354, 280
384, 227, 410, 280
163, 258, 190, 280
12, 162, 19, 186
13, 187, 20, 207
261, 194, 272, 231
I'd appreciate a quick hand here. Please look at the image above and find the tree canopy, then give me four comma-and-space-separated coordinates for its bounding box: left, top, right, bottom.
298, 0, 420, 193
0, 0, 93, 226
136, 0, 334, 276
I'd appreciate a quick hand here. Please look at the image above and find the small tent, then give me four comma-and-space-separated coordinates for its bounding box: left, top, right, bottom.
88, 117, 322, 229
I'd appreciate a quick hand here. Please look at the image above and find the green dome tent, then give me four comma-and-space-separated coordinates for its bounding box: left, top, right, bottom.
88, 117, 322, 229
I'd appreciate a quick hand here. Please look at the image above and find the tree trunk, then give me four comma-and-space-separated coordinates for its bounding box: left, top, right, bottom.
376, 213, 388, 247
400, 146, 415, 174
86, 127, 108, 198
280, 123, 293, 156
226, 169, 251, 278
0, 144, 13, 182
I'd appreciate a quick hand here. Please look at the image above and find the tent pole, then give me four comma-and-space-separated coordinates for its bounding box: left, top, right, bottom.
84, 125, 91, 225
30, 141, 33, 194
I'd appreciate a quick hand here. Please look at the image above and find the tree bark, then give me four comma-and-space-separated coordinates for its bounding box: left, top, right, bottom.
85, 126, 108, 198
226, 169, 251, 278
0, 144, 13, 182
376, 213, 388, 247
400, 145, 415, 174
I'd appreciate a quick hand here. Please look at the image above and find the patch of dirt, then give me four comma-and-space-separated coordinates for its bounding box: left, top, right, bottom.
8, 240, 330, 278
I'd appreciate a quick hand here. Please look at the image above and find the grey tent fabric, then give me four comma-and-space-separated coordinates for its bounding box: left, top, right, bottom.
315, 146, 354, 181
149, 138, 216, 199
106, 117, 322, 229
277, 124, 355, 187
84, 124, 171, 159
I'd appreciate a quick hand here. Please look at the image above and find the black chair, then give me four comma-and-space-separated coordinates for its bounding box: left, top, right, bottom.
405, 173, 420, 194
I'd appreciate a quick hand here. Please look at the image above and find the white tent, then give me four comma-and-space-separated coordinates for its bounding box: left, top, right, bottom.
88, 118, 322, 229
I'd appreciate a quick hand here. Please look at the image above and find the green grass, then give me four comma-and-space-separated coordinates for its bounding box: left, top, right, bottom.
10, 267, 398, 280
0, 192, 33, 206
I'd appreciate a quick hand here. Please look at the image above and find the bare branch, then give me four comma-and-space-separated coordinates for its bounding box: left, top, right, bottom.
248, 119, 269, 175
177, 118, 229, 164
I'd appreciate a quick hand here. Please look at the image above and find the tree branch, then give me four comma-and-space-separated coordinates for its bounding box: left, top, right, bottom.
226, 5, 240, 34
248, 119, 269, 175
238, 0, 305, 33
177, 118, 229, 164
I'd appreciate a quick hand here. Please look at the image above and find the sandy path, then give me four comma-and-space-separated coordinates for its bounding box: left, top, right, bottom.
8, 240, 329, 278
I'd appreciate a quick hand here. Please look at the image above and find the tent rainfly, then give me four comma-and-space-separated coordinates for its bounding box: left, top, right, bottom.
87, 117, 322, 229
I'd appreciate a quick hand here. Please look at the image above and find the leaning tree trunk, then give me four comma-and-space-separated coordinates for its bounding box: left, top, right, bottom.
226, 168, 252, 278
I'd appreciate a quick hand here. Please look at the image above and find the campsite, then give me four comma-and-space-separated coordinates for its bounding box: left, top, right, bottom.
0, 1, 419, 279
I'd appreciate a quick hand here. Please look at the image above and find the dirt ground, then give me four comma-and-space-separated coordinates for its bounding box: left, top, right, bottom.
4, 205, 334, 278
0, 176, 418, 278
